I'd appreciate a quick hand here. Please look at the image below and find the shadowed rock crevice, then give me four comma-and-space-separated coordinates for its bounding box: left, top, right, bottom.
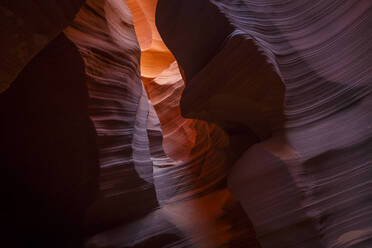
0, 33, 99, 248
2, 0, 372, 247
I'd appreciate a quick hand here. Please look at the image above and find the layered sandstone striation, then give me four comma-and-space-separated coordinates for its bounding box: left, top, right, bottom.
1, 0, 372, 247
65, 0, 159, 235
211, 0, 372, 247
127, 1, 260, 246
158, 0, 372, 247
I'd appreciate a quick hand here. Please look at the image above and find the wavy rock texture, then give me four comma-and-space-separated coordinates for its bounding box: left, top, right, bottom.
114, 1, 261, 247
145, 62, 230, 202
64, 0, 227, 247
130, 0, 231, 203
146, 62, 262, 248
1, 0, 261, 246
3, 0, 371, 247
126, 0, 175, 79
128, 1, 264, 247
64, 0, 160, 235
162, 0, 372, 247
155, 1, 283, 157
0, 0, 85, 93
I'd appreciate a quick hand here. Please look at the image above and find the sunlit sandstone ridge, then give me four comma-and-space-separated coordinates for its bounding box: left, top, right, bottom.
126, 1, 259, 247
126, 0, 175, 79
65, 0, 258, 247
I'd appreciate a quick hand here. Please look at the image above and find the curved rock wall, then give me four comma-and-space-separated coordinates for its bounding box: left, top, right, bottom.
3, 0, 371, 247
146, 62, 261, 247
211, 1, 372, 247
65, 0, 159, 235
145, 62, 229, 202
126, 0, 175, 79
127, 1, 260, 247
1, 0, 262, 247
179, 0, 372, 247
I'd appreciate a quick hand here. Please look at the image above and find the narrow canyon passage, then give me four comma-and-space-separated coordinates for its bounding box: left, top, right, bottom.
1, 0, 372, 248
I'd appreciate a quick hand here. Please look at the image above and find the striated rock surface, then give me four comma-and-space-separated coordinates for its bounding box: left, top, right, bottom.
126, 0, 175, 79
211, 0, 372, 247
145, 62, 230, 202
145, 60, 260, 248
155, 0, 284, 153
158, 0, 372, 247
2, 0, 261, 247
65, 0, 159, 235
157, 0, 372, 247
3, 0, 371, 247
1, 0, 259, 246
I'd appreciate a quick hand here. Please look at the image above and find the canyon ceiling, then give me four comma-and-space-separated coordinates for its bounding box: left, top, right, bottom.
1, 0, 372, 248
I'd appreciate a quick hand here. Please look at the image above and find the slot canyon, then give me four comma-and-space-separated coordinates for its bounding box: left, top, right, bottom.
1, 0, 372, 247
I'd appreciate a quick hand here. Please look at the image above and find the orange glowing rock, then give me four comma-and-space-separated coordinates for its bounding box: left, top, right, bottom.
126, 0, 175, 79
